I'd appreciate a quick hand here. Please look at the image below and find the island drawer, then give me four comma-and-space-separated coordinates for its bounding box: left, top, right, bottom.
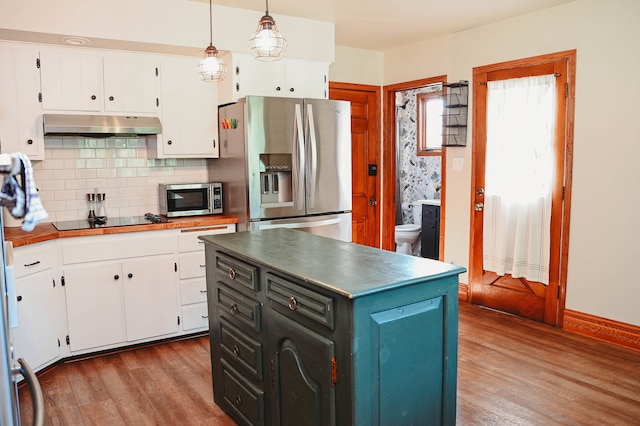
217, 284, 262, 332
266, 272, 335, 330
220, 359, 265, 426
220, 317, 263, 380
215, 252, 259, 292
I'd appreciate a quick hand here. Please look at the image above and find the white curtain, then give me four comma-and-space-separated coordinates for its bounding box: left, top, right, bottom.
483, 75, 556, 285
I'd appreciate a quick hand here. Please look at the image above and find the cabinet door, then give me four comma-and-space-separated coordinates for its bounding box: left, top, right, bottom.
285, 62, 328, 99
39, 50, 102, 111
11, 269, 60, 370
64, 262, 127, 352
0, 46, 44, 159
268, 310, 336, 426
122, 255, 179, 341
155, 56, 218, 158
103, 55, 160, 114
238, 56, 286, 98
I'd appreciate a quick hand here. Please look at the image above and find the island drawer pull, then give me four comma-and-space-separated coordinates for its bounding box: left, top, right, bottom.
229, 268, 236, 280
232, 345, 240, 356
230, 304, 239, 316
288, 296, 298, 311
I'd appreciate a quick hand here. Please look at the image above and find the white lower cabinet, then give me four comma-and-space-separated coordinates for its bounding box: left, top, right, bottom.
177, 224, 236, 333
10, 242, 63, 372
62, 231, 179, 354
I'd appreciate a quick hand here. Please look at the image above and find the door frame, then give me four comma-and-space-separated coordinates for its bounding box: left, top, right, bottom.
382, 76, 448, 254
469, 50, 576, 325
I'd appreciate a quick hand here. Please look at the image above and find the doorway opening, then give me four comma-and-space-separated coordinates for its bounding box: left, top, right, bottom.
382, 76, 447, 256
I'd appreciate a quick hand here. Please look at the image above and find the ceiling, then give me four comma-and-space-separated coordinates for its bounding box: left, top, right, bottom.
206, 0, 576, 51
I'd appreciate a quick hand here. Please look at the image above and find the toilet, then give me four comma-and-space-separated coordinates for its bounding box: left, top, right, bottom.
394, 202, 424, 255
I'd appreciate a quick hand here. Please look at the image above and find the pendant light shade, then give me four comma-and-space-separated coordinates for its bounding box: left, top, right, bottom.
248, 0, 287, 61
198, 0, 227, 82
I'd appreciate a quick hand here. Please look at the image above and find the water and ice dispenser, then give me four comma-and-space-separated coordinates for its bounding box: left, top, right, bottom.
259, 154, 293, 207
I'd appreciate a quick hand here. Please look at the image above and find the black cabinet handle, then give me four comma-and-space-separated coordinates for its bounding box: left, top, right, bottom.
109, 96, 114, 101
27, 139, 33, 145
17, 295, 22, 302
24, 261, 40, 267
91, 95, 97, 100
289, 87, 295, 92
128, 273, 133, 278
167, 140, 172, 145
275, 86, 281, 91
114, 274, 120, 280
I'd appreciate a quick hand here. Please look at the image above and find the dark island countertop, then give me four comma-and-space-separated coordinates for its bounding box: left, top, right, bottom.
199, 228, 466, 299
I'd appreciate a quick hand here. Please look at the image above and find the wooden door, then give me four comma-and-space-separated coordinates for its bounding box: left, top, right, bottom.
470, 51, 576, 325
329, 83, 380, 247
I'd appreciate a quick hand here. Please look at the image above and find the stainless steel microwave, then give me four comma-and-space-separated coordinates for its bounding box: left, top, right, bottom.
159, 183, 223, 217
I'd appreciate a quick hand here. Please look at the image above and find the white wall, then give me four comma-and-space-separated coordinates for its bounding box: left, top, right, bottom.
330, 47, 383, 86
0, 0, 334, 62
383, 0, 640, 326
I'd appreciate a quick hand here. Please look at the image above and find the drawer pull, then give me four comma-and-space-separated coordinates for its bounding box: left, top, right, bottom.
24, 261, 41, 267
200, 290, 207, 293
201, 315, 208, 319
17, 295, 22, 302
234, 395, 242, 406
230, 304, 238, 316
232, 345, 240, 357
199, 264, 206, 268
228, 268, 236, 280
288, 296, 298, 311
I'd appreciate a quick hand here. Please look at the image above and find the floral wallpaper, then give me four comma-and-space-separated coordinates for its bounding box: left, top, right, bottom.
396, 88, 442, 224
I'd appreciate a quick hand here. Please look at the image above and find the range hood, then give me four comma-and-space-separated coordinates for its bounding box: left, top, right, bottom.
43, 114, 162, 137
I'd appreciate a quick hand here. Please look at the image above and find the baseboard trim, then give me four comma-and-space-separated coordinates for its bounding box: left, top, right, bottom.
563, 309, 640, 352
458, 283, 469, 302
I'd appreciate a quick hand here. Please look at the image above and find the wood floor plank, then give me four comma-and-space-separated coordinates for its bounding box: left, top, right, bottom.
18, 302, 640, 425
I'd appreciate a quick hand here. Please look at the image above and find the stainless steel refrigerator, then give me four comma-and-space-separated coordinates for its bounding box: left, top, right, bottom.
214, 96, 352, 242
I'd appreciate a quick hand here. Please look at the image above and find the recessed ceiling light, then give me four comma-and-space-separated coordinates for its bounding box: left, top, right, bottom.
60, 36, 92, 46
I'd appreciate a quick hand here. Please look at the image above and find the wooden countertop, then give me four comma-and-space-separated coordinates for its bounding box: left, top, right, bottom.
4, 215, 239, 248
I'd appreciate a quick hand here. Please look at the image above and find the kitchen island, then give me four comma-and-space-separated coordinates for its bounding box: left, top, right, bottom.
200, 228, 465, 426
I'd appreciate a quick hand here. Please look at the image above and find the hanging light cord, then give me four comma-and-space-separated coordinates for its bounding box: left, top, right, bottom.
209, 0, 213, 46
265, 0, 270, 16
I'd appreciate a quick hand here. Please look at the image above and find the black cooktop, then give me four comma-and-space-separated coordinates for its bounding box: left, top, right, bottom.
53, 213, 168, 231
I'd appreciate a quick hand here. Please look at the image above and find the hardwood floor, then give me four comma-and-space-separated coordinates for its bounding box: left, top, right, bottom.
19, 302, 640, 425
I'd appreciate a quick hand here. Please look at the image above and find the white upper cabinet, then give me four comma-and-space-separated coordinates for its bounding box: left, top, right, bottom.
217, 52, 329, 105
39, 50, 102, 111
0, 44, 44, 159
40, 48, 160, 115
148, 55, 219, 158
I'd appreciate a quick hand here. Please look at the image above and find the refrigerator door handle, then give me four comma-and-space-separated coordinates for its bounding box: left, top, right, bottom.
257, 217, 343, 230
294, 104, 305, 209
14, 358, 44, 426
306, 104, 318, 208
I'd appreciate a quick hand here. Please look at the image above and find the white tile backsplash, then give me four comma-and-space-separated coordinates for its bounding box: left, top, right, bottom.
34, 137, 210, 222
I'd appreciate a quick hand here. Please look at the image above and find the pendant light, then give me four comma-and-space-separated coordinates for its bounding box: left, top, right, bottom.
197, 0, 227, 82
248, 0, 287, 61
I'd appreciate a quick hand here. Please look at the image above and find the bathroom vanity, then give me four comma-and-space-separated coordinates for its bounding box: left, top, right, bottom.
200, 228, 464, 425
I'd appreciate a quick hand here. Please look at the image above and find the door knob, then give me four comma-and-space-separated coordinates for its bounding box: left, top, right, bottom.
474, 203, 484, 211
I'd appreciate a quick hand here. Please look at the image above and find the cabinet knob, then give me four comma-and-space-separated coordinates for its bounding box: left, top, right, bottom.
17, 295, 22, 302
232, 345, 240, 357
234, 395, 242, 406
167, 140, 173, 145
27, 139, 33, 145
114, 274, 120, 280
109, 96, 115, 101
91, 95, 97, 100
289, 87, 295, 92
128, 273, 133, 279
287, 296, 298, 311
230, 304, 238, 316
228, 268, 236, 280
275, 86, 281, 91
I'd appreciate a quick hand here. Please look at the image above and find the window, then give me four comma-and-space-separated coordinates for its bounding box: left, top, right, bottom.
417, 90, 443, 156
